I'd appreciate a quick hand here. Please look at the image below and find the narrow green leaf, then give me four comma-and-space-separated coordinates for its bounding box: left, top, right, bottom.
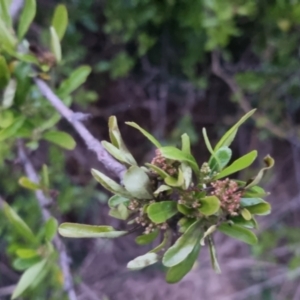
246, 202, 271, 215
145, 163, 169, 179
15, 249, 38, 259
208, 146, 232, 173
159, 146, 199, 175
125, 121, 161, 148
2, 79, 16, 109
149, 230, 170, 253
162, 220, 202, 267
123, 166, 153, 199
0, 116, 25, 141
214, 109, 256, 151
147, 201, 177, 223
0, 55, 10, 89
181, 133, 191, 154
127, 253, 158, 270
57, 65, 92, 98
164, 169, 184, 187
166, 242, 200, 284
181, 163, 192, 189
11, 259, 47, 299
208, 235, 221, 273
17, 0, 36, 39
230, 215, 257, 229
240, 197, 267, 207
177, 204, 194, 216
102, 141, 136, 165
3, 202, 36, 244
58, 223, 127, 238
202, 128, 221, 170
0, 17, 17, 50
18, 177, 40, 190
43, 131, 76, 150
13, 257, 42, 271
108, 195, 129, 208
243, 185, 268, 198
135, 230, 159, 245
51, 4, 68, 40
45, 217, 58, 241
50, 26, 61, 62
198, 196, 220, 216
218, 223, 258, 245
200, 225, 217, 246
91, 169, 131, 198
0, 0, 12, 27
178, 217, 196, 233
41, 164, 49, 189
214, 150, 257, 179
245, 155, 275, 189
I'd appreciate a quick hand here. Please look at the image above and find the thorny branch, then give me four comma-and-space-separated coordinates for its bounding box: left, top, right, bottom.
34, 78, 127, 181
17, 141, 78, 300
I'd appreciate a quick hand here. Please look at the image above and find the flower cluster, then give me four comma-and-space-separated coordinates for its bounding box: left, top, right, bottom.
151, 149, 177, 176
210, 178, 242, 216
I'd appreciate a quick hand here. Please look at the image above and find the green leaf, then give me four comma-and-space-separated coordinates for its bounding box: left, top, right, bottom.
127, 252, 158, 270
51, 4, 68, 41
181, 133, 191, 154
50, 26, 61, 62
159, 146, 199, 175
3, 202, 36, 244
0, 0, 12, 27
243, 185, 268, 198
145, 163, 169, 179
177, 204, 194, 216
149, 230, 170, 253
240, 197, 267, 207
164, 169, 184, 187
123, 166, 153, 199
11, 259, 47, 299
209, 146, 232, 173
153, 184, 172, 196
135, 230, 159, 245
111, 203, 129, 220
214, 150, 257, 179
43, 131, 76, 150
241, 208, 252, 221
246, 203, 271, 215
91, 169, 131, 198
0, 55, 10, 89
198, 196, 220, 216
166, 242, 200, 283
17, 0, 36, 39
162, 220, 202, 267
41, 164, 49, 189
0, 17, 17, 50
108, 195, 129, 208
230, 215, 257, 229
45, 217, 58, 241
200, 225, 217, 246
214, 109, 256, 151
58, 223, 127, 238
125, 121, 161, 148
218, 223, 258, 245
147, 201, 177, 223
102, 141, 136, 166
208, 235, 221, 273
18, 177, 40, 190
2, 79, 16, 109
16, 249, 38, 259
0, 116, 25, 141
13, 257, 42, 271
203, 128, 220, 168
178, 217, 196, 233
244, 155, 275, 189
57, 65, 92, 98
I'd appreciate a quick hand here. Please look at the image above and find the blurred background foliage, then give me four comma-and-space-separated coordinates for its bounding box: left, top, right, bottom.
1, 0, 300, 299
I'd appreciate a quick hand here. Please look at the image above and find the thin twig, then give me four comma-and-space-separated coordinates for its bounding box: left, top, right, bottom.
17, 141, 78, 300
34, 78, 126, 180
211, 51, 287, 139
